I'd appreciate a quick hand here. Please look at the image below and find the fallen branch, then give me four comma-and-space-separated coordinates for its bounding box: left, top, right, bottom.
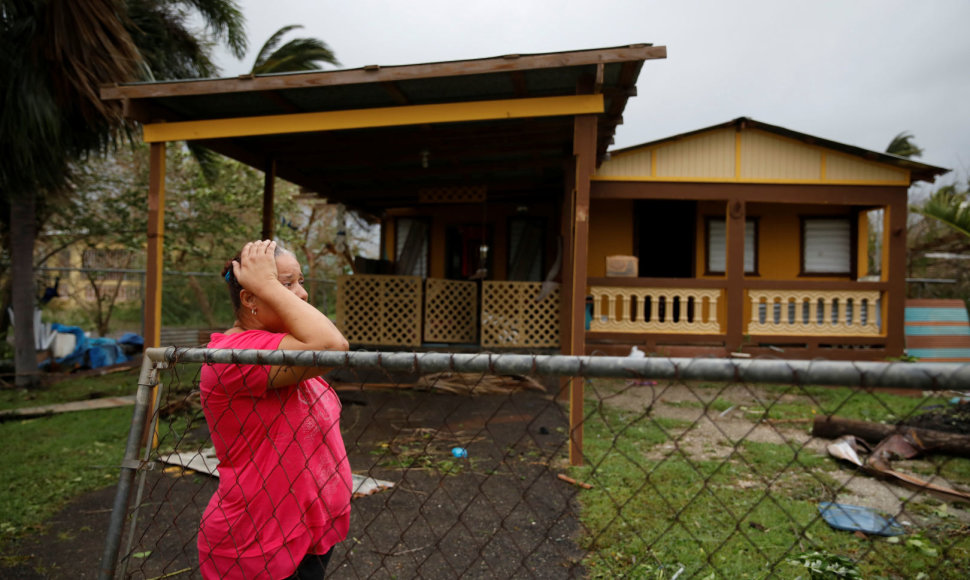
557, 473, 593, 489
812, 415, 970, 458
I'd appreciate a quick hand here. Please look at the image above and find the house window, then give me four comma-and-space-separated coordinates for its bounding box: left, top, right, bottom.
706, 218, 757, 274
394, 217, 429, 277
802, 217, 852, 275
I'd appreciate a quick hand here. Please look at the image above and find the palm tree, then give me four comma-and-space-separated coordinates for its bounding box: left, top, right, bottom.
914, 184, 970, 240
886, 131, 924, 159
1, 0, 247, 387
250, 24, 339, 74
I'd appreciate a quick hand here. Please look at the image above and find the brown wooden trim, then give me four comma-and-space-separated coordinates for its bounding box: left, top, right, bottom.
591, 181, 907, 205
725, 199, 746, 352
886, 192, 908, 356
568, 114, 596, 467
103, 45, 667, 101
261, 158, 276, 240
145, 142, 166, 349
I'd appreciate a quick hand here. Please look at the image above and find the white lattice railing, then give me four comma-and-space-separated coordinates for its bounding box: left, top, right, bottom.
747, 289, 882, 336
423, 278, 478, 344
481, 281, 560, 348
337, 274, 423, 346
590, 287, 723, 334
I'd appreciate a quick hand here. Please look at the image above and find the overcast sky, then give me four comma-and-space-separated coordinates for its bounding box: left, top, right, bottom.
213, 0, 970, 194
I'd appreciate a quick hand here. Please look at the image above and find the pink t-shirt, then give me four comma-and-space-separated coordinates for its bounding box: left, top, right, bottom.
197, 330, 351, 579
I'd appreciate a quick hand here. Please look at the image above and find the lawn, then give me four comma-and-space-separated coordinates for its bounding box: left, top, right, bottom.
0, 366, 140, 553
572, 379, 970, 579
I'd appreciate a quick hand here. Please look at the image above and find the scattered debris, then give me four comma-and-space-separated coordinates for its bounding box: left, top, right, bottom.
557, 473, 594, 489
415, 372, 545, 396
817, 502, 906, 536
825, 434, 970, 504
0, 395, 136, 421
813, 415, 970, 458
156, 447, 395, 498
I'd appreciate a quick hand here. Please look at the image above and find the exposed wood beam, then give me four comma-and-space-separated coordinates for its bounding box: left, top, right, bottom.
141, 95, 605, 142
381, 81, 411, 105
102, 45, 666, 101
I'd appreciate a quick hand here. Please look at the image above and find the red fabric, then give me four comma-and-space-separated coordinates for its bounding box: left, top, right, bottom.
197, 330, 351, 579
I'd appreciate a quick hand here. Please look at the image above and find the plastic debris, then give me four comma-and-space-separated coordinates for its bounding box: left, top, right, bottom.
451, 447, 468, 458
818, 502, 906, 536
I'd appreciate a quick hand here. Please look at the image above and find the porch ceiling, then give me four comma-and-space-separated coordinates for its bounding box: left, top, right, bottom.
102, 44, 666, 216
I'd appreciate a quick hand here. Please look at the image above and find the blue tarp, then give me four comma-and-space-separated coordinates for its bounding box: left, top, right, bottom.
39, 323, 129, 370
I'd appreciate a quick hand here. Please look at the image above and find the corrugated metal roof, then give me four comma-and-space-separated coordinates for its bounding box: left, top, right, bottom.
102, 45, 666, 214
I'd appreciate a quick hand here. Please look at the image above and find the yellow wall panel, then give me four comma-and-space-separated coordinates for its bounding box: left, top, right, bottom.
596, 148, 653, 178
589, 199, 635, 277
825, 152, 908, 183
740, 131, 821, 180
655, 129, 735, 178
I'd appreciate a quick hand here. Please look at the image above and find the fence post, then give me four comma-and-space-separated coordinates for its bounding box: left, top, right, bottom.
99, 355, 160, 580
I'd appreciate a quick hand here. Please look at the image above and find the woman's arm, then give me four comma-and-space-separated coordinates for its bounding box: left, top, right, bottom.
233, 240, 349, 388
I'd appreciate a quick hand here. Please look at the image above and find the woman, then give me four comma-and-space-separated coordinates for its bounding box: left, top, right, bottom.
198, 240, 351, 579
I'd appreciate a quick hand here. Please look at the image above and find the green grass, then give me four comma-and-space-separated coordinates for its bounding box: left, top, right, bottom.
0, 367, 142, 551
0, 407, 131, 544
573, 380, 970, 579
0, 366, 141, 410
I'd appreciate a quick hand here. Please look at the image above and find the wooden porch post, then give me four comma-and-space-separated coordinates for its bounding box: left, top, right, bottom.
567, 114, 596, 466
885, 190, 907, 356
261, 158, 276, 240
145, 142, 166, 349
724, 198, 746, 353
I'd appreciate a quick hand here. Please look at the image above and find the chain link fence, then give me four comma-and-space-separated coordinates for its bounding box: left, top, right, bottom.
101, 350, 970, 579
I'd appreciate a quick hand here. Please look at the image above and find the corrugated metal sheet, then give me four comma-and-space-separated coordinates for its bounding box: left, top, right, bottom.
904, 299, 970, 362
740, 130, 821, 180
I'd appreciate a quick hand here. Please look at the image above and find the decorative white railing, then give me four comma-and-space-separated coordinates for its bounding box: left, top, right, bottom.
589, 287, 723, 334
747, 289, 881, 336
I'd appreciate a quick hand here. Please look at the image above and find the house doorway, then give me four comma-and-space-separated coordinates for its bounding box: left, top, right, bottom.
635, 199, 696, 278
446, 225, 493, 280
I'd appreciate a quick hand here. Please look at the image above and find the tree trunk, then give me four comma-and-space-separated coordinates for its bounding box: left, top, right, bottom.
812, 415, 970, 458
10, 195, 39, 388
185, 274, 216, 328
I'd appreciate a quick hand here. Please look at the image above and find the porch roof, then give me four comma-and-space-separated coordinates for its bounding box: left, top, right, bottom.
101, 44, 666, 215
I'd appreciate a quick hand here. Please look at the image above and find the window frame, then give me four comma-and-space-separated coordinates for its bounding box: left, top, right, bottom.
799, 215, 856, 277
704, 216, 760, 276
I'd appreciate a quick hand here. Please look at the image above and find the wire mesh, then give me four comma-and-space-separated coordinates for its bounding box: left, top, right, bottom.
103, 350, 970, 579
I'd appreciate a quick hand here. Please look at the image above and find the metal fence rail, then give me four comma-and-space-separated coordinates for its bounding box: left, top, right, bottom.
101, 349, 970, 579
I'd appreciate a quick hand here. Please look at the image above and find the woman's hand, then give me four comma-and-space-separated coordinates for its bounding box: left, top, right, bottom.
233, 240, 279, 294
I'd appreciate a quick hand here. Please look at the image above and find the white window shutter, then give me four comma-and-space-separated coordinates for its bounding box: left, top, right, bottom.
804, 219, 850, 273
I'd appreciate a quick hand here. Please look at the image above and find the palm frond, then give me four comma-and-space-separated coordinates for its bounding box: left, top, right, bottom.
886, 131, 923, 159
252, 36, 339, 74
180, 0, 247, 59
914, 186, 970, 239
252, 24, 303, 71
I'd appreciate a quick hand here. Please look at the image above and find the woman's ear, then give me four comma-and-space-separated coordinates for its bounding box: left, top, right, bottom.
240, 289, 257, 310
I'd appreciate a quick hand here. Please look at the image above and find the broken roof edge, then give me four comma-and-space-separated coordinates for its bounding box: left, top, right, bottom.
100, 43, 666, 102
609, 117, 950, 184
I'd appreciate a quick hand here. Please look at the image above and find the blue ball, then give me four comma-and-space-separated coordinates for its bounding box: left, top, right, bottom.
451, 447, 468, 458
